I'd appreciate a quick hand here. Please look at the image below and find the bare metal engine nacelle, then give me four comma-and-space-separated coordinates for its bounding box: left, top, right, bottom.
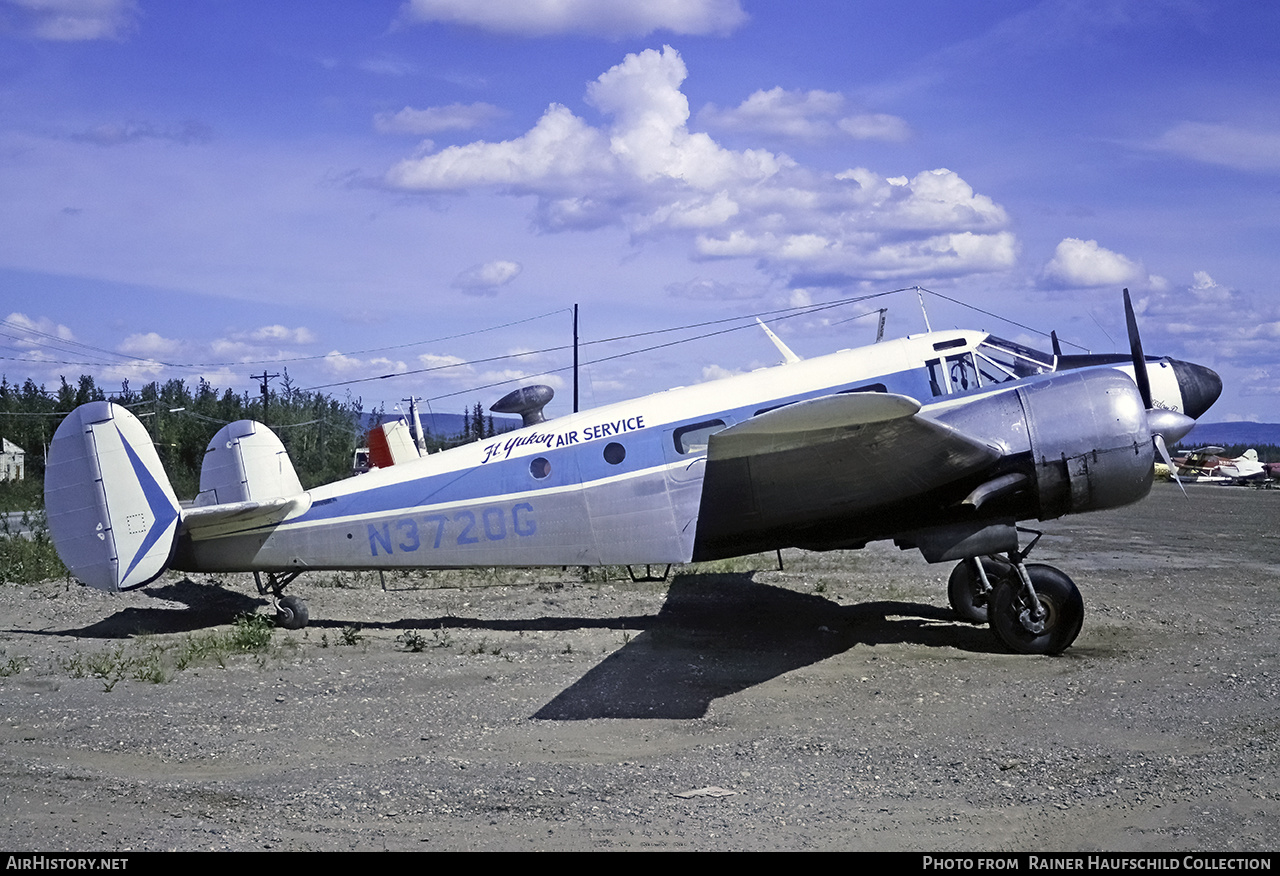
933, 368, 1155, 525
1016, 369, 1154, 519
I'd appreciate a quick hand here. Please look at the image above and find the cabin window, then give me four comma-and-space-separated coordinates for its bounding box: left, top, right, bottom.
673, 419, 726, 454
603, 442, 626, 465
529, 457, 551, 479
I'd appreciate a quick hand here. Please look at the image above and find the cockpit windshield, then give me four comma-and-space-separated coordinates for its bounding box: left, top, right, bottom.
926, 334, 1055, 398
973, 335, 1054, 384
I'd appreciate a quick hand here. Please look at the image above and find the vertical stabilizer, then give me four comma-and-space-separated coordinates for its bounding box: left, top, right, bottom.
45, 402, 182, 591
196, 419, 303, 505
365, 420, 421, 469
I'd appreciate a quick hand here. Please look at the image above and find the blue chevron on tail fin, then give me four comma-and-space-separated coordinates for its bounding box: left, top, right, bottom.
45, 402, 182, 591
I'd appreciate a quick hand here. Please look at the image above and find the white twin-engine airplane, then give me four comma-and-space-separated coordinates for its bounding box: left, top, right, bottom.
45, 292, 1221, 655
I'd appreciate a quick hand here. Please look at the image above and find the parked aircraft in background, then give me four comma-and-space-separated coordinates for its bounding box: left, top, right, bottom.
45, 291, 1220, 655
1173, 447, 1269, 485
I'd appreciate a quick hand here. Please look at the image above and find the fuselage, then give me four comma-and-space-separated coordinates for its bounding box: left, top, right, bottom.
170, 329, 1213, 573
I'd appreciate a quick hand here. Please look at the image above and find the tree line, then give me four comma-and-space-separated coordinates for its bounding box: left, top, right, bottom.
0, 372, 487, 508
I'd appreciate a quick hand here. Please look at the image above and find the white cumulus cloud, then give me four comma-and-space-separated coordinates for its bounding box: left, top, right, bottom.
242, 325, 317, 345
387, 47, 1015, 286
452, 259, 522, 295
3, 311, 74, 346
118, 331, 181, 358
1041, 238, 1147, 289
700, 87, 911, 142
399, 0, 747, 38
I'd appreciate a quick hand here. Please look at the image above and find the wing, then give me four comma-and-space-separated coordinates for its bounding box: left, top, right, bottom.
693, 392, 1002, 555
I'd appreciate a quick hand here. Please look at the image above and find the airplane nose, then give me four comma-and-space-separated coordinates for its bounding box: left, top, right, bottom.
1168, 360, 1222, 420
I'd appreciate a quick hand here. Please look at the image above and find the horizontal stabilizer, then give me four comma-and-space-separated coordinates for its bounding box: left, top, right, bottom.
180, 495, 309, 541
45, 402, 182, 591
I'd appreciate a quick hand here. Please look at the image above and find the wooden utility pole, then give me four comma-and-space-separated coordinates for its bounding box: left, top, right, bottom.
252, 371, 279, 427
573, 303, 579, 414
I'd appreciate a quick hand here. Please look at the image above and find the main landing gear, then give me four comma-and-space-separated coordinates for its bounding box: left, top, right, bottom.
254, 571, 310, 630
947, 531, 1084, 655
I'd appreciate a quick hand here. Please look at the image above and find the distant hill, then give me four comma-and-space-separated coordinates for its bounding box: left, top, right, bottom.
1176, 422, 1280, 449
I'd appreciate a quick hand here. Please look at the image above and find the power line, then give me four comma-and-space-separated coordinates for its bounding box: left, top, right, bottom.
0, 308, 570, 373
918, 287, 1092, 353
298, 289, 904, 394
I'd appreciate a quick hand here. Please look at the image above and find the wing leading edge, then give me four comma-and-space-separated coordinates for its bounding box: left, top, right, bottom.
692, 391, 1004, 559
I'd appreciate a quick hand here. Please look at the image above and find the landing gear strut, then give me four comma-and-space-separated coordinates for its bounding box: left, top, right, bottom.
988, 563, 1083, 655
253, 571, 310, 630
947, 556, 1011, 624
949, 530, 1084, 655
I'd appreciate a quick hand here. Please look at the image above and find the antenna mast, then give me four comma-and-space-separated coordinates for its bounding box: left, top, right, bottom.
915, 286, 932, 333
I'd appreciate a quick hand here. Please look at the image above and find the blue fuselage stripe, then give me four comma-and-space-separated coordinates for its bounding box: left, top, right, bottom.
291, 364, 933, 527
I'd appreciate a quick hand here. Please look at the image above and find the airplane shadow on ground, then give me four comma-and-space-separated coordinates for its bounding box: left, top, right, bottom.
27, 572, 1003, 719
27, 577, 266, 639
355, 572, 1003, 720
527, 573, 1000, 720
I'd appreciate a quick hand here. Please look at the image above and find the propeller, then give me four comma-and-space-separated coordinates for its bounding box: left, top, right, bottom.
1123, 288, 1190, 496
1123, 288, 1153, 409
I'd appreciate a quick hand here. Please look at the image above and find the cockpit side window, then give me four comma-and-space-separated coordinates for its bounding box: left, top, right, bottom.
946, 353, 978, 392
928, 354, 979, 396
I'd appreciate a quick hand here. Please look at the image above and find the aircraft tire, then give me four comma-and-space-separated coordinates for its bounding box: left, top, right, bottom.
275, 595, 310, 630
947, 558, 1011, 624
989, 564, 1083, 655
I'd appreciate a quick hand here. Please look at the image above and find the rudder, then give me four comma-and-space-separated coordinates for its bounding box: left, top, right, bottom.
45, 402, 182, 591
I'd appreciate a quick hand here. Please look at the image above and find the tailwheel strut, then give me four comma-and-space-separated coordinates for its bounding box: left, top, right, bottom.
253, 571, 310, 630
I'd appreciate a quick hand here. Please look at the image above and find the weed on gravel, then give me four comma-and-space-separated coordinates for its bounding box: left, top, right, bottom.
49, 612, 289, 690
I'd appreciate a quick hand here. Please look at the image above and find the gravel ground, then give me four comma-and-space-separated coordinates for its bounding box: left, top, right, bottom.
1, 482, 1277, 852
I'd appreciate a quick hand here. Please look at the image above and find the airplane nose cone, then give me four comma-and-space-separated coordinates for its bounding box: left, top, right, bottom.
1169, 360, 1222, 420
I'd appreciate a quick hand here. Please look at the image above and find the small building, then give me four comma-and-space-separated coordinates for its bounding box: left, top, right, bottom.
1, 438, 25, 481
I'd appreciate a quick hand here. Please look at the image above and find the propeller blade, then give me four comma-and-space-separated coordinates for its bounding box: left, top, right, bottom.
1123, 288, 1153, 409
1051, 330, 1062, 358
1154, 433, 1187, 498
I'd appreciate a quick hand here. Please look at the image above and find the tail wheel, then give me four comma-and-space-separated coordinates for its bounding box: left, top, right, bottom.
947, 557, 1011, 624
989, 564, 1083, 655
275, 595, 310, 630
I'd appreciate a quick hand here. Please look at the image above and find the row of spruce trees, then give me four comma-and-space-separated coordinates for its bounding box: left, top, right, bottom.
0, 372, 491, 509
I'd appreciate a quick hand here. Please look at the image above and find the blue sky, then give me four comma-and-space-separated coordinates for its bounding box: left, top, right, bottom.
1, 0, 1277, 422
